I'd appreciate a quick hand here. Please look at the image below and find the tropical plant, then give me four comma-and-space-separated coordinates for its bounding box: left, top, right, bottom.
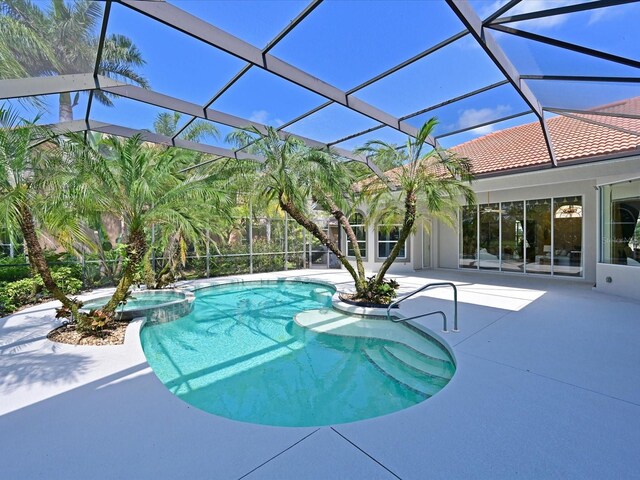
0, 106, 84, 314
227, 120, 474, 303
153, 112, 219, 143
357, 118, 475, 287
226, 126, 372, 294
67, 133, 229, 317
0, 0, 148, 122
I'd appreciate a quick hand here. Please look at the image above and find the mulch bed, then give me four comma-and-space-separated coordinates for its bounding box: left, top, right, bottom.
47, 321, 128, 346
338, 293, 398, 309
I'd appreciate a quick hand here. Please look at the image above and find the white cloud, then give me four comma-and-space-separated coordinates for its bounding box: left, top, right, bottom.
458, 104, 512, 135
587, 8, 621, 26
249, 110, 283, 127
480, 0, 573, 30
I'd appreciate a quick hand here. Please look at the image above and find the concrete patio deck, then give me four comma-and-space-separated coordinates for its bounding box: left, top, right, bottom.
1, 269, 639, 479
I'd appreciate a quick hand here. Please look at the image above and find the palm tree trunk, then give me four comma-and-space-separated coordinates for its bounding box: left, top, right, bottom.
278, 194, 363, 293
374, 189, 417, 286
17, 204, 76, 311
59, 92, 74, 123
102, 227, 147, 315
317, 193, 367, 292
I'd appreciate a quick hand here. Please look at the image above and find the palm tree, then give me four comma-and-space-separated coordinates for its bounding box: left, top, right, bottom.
0, 105, 82, 312
357, 118, 475, 287
153, 112, 219, 143
68, 133, 228, 316
227, 126, 369, 295
0, 0, 148, 122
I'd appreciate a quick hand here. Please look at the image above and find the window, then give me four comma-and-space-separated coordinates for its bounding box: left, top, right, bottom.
601, 180, 640, 267
479, 203, 500, 270
346, 212, 366, 258
501, 201, 524, 273
459, 197, 583, 276
377, 226, 406, 259
460, 205, 478, 269
552, 197, 583, 277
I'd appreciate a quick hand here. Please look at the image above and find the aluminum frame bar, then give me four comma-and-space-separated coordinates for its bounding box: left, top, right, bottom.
325, 80, 513, 148
96, 82, 370, 164
117, 0, 420, 139
482, 0, 522, 24
0, 74, 124, 101
554, 111, 640, 138
173, 0, 323, 141
489, 0, 637, 26
521, 75, 640, 83
446, 0, 557, 166
435, 110, 531, 139
546, 107, 640, 120
488, 24, 640, 70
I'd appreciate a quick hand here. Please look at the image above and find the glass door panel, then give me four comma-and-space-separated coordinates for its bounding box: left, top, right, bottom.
501, 201, 524, 273
460, 205, 478, 269
553, 197, 583, 277
479, 203, 500, 270
525, 199, 552, 275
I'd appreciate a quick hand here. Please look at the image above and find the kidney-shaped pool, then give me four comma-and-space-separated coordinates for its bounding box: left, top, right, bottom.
140, 280, 455, 427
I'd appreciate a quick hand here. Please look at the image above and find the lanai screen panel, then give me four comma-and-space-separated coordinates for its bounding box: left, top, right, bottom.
0, 0, 638, 176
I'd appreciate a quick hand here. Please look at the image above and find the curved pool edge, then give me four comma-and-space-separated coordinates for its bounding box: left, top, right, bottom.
330, 292, 457, 368
185, 275, 338, 293
79, 288, 195, 322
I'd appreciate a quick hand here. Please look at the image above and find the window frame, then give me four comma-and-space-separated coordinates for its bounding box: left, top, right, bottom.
345, 212, 367, 261
376, 224, 408, 261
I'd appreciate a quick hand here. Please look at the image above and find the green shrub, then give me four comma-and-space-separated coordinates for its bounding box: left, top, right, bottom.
51, 267, 83, 295
0, 256, 31, 282
0, 265, 82, 315
359, 276, 400, 305
0, 276, 44, 313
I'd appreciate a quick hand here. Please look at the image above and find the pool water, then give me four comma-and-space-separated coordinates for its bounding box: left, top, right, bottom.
83, 291, 184, 311
140, 281, 455, 427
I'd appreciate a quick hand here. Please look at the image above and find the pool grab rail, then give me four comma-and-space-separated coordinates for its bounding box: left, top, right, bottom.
386, 282, 459, 333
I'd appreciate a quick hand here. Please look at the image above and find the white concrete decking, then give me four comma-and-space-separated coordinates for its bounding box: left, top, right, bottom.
1, 269, 639, 479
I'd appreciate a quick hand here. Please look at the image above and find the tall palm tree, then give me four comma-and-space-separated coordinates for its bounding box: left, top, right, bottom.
0, 105, 82, 312
68, 133, 228, 316
0, 0, 148, 122
227, 126, 369, 294
357, 118, 475, 286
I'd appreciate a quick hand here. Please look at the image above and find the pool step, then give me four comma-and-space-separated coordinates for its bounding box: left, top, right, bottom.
295, 309, 451, 362
363, 347, 442, 397
383, 344, 454, 381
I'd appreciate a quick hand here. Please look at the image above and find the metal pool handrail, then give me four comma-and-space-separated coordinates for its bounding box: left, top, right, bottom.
386, 282, 459, 333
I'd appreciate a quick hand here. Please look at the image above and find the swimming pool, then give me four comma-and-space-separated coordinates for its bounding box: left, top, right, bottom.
140, 280, 455, 427
82, 289, 192, 321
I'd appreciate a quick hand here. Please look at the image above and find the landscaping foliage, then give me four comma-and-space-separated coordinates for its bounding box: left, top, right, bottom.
0, 266, 82, 314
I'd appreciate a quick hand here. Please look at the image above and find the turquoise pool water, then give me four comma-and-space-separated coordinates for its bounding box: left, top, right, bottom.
140, 280, 454, 427
83, 291, 184, 311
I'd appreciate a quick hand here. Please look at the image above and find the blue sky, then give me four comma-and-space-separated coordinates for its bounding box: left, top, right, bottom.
7, 0, 640, 150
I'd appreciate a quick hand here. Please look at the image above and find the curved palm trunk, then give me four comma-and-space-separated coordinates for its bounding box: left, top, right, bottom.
17, 204, 77, 311
374, 189, 417, 286
278, 194, 364, 294
102, 227, 147, 315
317, 193, 367, 292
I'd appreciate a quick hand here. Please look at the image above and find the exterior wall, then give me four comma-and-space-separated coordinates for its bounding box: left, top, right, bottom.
434, 156, 640, 296
341, 206, 414, 275
343, 155, 640, 300
595, 264, 640, 300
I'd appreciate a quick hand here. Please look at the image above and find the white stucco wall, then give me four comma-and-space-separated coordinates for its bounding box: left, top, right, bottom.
341, 155, 640, 299
595, 263, 640, 301
435, 155, 640, 289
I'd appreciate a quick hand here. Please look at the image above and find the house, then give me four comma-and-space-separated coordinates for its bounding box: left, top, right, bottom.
344, 103, 640, 301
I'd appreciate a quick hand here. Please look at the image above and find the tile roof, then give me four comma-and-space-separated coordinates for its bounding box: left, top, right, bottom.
451, 99, 640, 175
